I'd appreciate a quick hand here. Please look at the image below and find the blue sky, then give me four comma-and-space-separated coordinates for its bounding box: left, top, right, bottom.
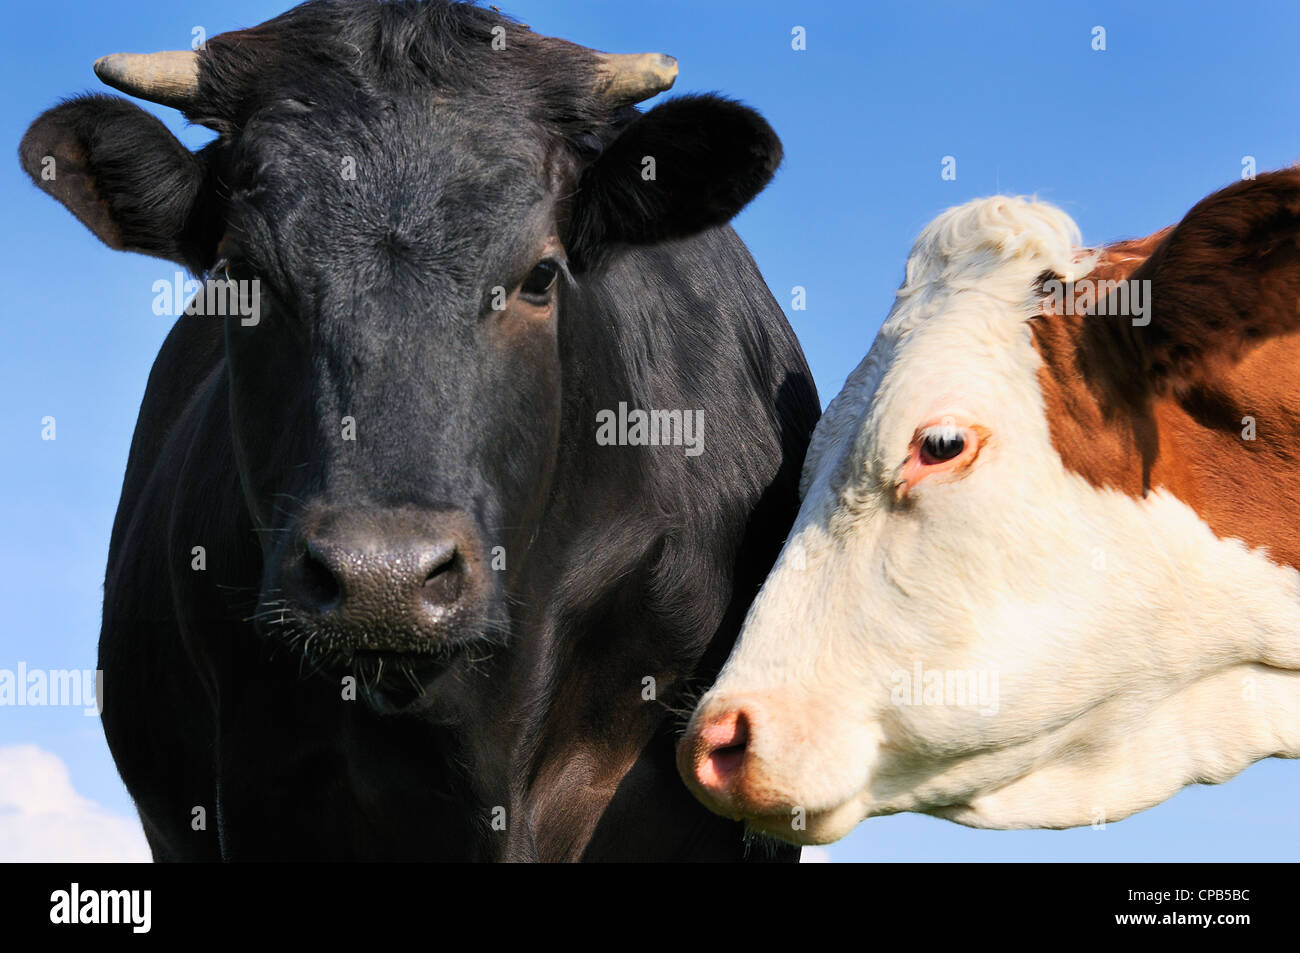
1, 0, 1297, 861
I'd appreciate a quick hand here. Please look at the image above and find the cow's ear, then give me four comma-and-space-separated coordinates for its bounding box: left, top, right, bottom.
1117, 168, 1300, 394
19, 94, 206, 265
567, 95, 782, 264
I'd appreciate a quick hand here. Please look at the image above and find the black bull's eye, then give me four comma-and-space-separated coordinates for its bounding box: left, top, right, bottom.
520, 260, 559, 299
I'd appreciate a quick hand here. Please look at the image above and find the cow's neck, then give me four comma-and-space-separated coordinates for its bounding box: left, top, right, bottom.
1032, 243, 1300, 574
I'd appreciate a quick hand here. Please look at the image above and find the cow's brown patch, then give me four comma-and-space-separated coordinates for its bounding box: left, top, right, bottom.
1031, 171, 1300, 570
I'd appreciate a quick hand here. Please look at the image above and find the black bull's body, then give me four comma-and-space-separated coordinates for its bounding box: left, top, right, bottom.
21, 0, 819, 860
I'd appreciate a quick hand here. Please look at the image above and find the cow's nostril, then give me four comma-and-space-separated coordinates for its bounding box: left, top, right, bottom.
420, 548, 464, 609
706, 743, 747, 783
297, 544, 342, 612
695, 710, 750, 792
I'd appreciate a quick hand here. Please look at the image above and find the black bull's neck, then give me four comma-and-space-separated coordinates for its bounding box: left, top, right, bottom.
98, 228, 819, 861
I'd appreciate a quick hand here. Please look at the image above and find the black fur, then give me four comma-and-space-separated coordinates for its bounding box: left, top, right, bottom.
569, 95, 785, 261
19, 95, 207, 262
20, 0, 818, 861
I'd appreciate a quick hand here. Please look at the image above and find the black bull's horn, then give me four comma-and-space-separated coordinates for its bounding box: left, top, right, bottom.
593, 51, 677, 103
93, 51, 201, 110
91, 46, 676, 109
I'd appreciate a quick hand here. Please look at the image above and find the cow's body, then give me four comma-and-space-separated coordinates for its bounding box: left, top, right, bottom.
22, 0, 818, 860
104, 228, 815, 861
679, 177, 1300, 844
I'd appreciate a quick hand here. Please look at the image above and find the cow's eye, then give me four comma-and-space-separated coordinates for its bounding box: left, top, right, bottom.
520, 260, 560, 300
920, 430, 965, 465
212, 257, 254, 283
899, 416, 984, 498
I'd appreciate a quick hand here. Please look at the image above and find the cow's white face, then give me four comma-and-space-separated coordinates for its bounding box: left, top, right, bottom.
678, 195, 1300, 844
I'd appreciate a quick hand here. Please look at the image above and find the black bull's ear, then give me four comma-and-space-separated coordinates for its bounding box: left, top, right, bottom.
19, 94, 206, 266
566, 94, 783, 264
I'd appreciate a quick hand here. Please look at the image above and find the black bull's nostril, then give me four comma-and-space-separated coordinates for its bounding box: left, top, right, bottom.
297, 541, 342, 612
420, 547, 465, 606
269, 506, 489, 654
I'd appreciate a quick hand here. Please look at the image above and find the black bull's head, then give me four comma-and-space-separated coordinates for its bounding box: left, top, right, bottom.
22, 2, 786, 707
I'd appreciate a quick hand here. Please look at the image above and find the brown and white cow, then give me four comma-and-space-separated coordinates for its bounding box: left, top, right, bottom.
678, 171, 1300, 844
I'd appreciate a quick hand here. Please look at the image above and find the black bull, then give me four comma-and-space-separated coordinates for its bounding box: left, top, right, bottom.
19, 0, 819, 860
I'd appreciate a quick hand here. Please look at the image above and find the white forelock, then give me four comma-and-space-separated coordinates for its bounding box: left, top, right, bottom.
891, 195, 1095, 331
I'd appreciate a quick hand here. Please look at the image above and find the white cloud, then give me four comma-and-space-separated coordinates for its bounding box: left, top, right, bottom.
0, 744, 151, 862
799, 846, 833, 863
